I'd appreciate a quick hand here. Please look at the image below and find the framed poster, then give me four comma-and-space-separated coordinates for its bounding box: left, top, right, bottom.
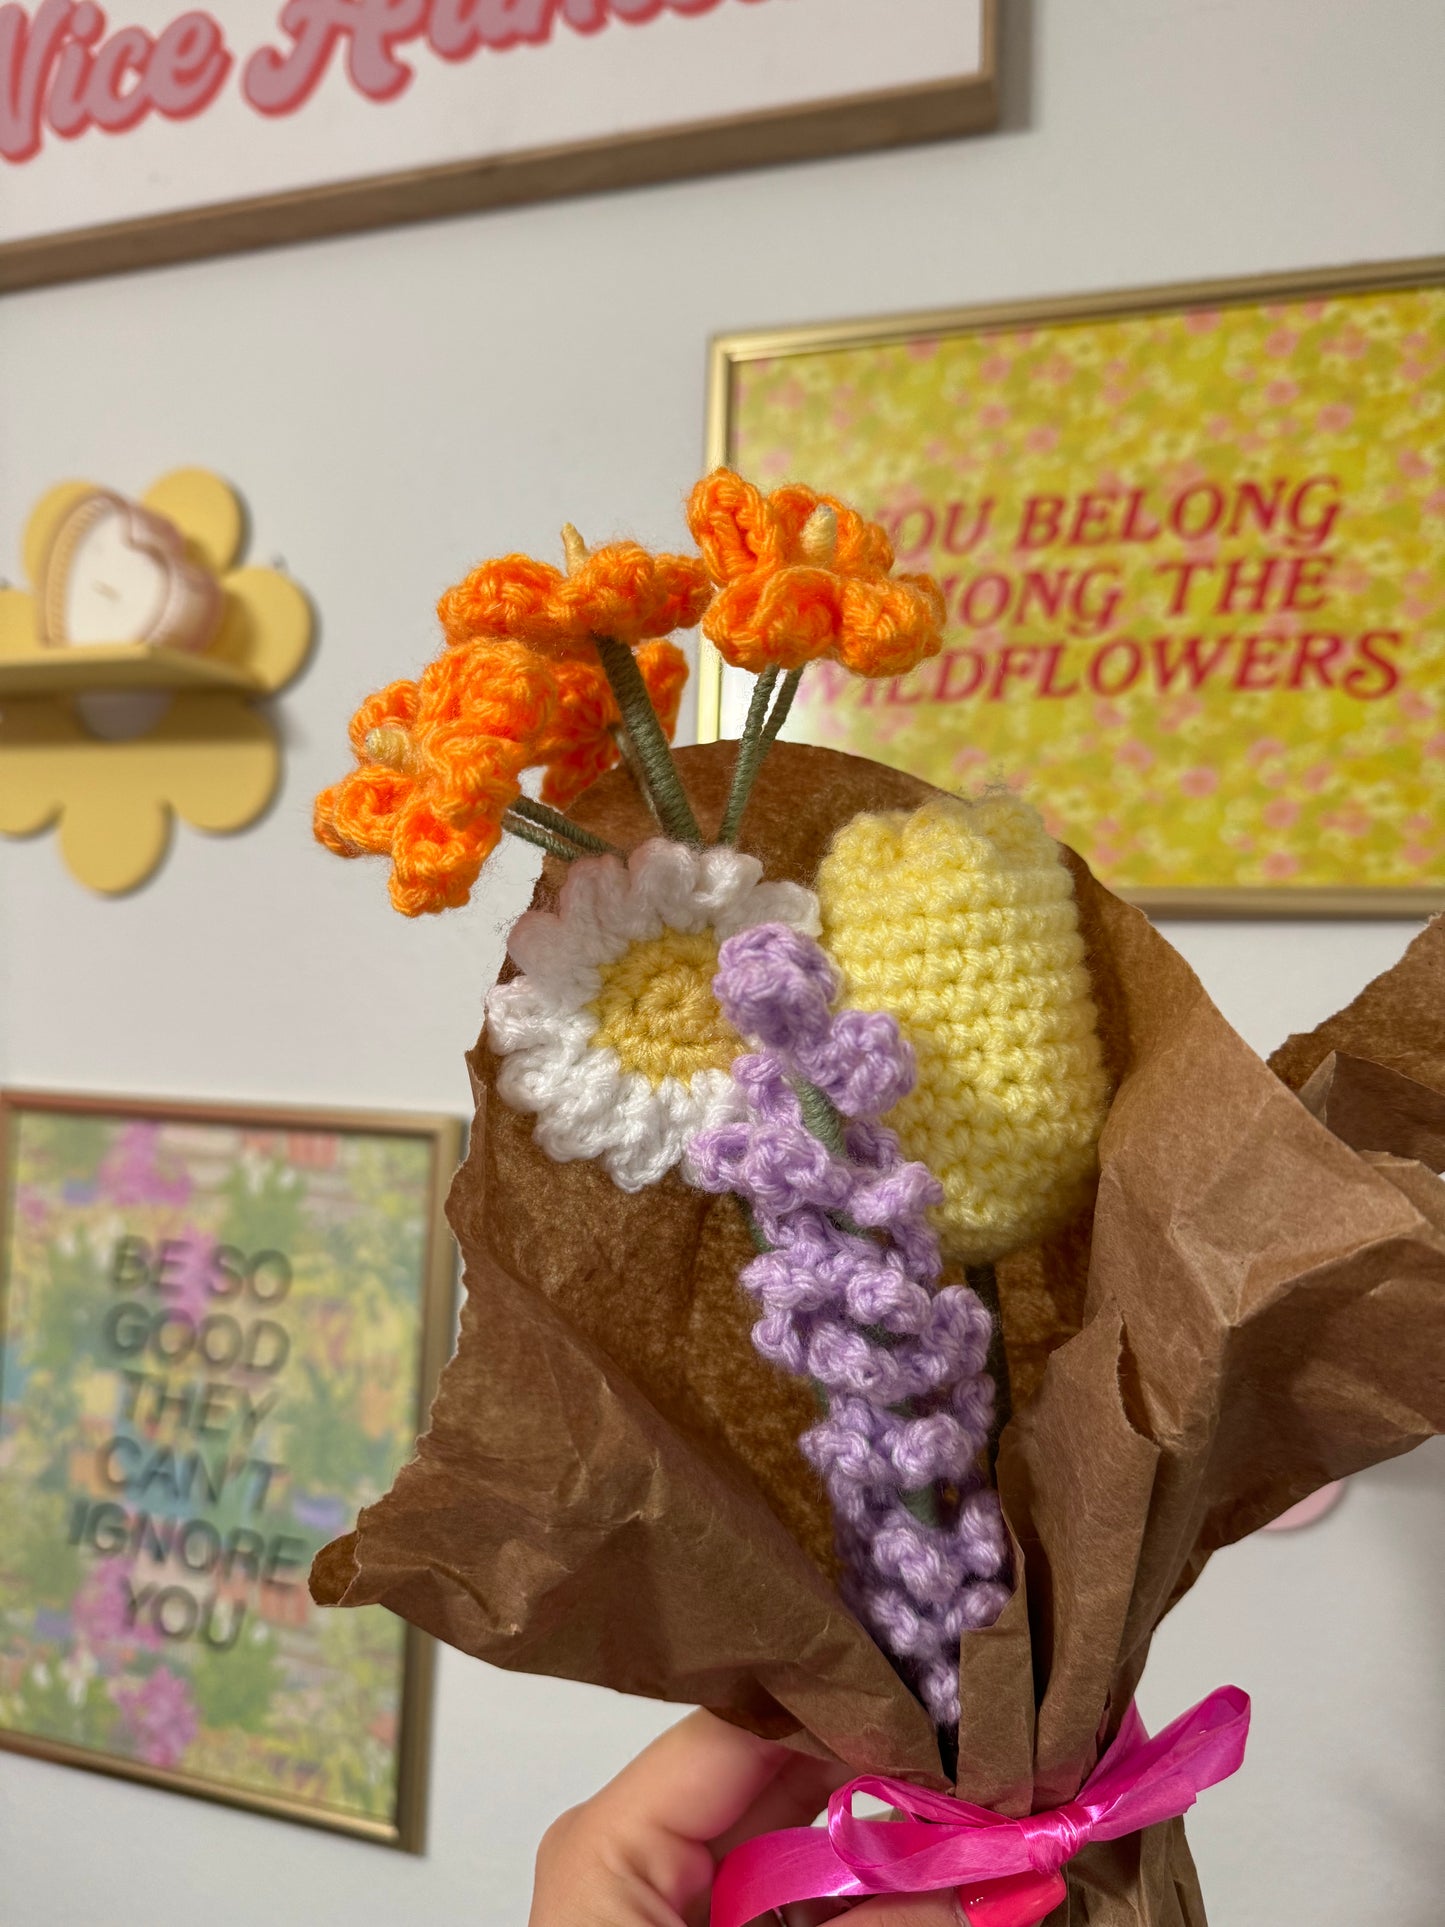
0, 0, 995, 293
699, 256, 1445, 916
0, 1089, 460, 1847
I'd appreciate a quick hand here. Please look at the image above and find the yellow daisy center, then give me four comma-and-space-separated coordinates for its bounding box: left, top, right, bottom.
588, 929, 741, 1085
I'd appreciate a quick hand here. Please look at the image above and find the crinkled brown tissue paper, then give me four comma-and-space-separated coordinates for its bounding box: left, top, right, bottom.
313, 743, 1445, 1924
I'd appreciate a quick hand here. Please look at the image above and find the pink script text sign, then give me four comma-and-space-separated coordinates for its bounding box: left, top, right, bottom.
0, 0, 990, 284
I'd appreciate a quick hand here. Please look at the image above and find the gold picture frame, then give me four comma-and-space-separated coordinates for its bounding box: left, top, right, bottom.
0, 1088, 461, 1848
699, 254, 1445, 918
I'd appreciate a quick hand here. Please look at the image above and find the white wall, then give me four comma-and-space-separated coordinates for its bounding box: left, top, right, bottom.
1, 3, 1442, 1921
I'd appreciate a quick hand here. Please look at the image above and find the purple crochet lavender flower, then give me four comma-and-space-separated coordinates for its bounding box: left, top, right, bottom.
687, 923, 1012, 1731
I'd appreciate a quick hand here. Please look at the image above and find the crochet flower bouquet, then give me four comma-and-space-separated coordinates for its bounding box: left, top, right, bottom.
310, 473, 1445, 1926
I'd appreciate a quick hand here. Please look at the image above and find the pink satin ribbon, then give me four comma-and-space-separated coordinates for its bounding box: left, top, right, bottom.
711, 1685, 1250, 1927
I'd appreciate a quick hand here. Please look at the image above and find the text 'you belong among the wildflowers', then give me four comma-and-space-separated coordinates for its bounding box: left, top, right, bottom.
836, 473, 1407, 710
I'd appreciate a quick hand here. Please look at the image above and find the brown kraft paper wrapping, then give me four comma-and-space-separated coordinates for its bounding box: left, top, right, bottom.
311, 742, 1445, 1924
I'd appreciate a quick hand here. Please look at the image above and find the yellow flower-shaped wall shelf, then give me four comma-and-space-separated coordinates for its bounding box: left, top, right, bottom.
0, 469, 312, 894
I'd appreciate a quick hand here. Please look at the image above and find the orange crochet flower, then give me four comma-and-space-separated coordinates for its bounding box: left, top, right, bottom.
437, 528, 710, 657
314, 642, 554, 916
686, 469, 946, 678
534, 640, 689, 808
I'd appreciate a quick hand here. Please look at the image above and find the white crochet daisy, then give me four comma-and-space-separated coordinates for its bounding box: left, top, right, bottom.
487, 839, 820, 1191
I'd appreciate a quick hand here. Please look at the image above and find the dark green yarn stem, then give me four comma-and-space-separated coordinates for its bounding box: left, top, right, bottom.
595, 635, 701, 845
759, 664, 804, 749
966, 1261, 1011, 1479
501, 811, 593, 864
793, 1077, 847, 1157
507, 796, 622, 857
609, 723, 654, 814
737, 1192, 769, 1254
717, 663, 779, 845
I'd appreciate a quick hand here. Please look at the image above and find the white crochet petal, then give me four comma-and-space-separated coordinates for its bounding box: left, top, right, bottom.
485, 978, 563, 1049
485, 838, 801, 1192
500, 1036, 618, 1134
493, 940, 593, 1017
601, 1091, 693, 1189
717, 877, 821, 940
683, 847, 763, 925
505, 911, 604, 1003
689, 1066, 751, 1127
624, 840, 710, 934
554, 855, 642, 963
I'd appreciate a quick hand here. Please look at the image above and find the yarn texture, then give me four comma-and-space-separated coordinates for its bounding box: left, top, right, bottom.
313, 641, 556, 916
486, 840, 819, 1191
686, 468, 946, 678
438, 540, 709, 655
816, 795, 1110, 1263
531, 639, 688, 807
687, 923, 1010, 1727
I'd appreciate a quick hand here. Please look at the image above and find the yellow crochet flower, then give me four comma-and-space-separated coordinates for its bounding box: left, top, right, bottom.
816, 795, 1109, 1262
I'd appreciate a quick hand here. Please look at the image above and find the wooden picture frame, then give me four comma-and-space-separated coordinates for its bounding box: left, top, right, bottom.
0, 1088, 461, 1847
0, 0, 996, 294
698, 255, 1445, 917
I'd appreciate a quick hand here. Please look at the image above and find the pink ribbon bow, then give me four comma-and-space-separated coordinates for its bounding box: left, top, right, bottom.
711, 1685, 1250, 1927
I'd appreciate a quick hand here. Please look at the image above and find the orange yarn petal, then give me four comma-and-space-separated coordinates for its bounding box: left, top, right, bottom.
437, 555, 564, 649
423, 724, 529, 827
702, 572, 842, 672
439, 543, 708, 658
314, 766, 412, 857
551, 541, 710, 646
540, 742, 617, 809
687, 469, 772, 582
387, 793, 496, 918
636, 637, 688, 735
834, 502, 896, 576
421, 639, 557, 740
835, 576, 946, 678
347, 678, 419, 757
689, 467, 944, 679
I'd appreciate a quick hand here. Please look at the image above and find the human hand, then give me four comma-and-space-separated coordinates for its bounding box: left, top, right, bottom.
527, 1708, 1061, 1927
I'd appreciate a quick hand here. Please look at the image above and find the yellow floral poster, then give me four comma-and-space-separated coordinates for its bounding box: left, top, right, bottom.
706, 264, 1445, 907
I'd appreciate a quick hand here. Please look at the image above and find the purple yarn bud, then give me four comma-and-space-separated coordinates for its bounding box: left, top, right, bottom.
795, 1008, 916, 1118
714, 923, 838, 1054
688, 924, 1011, 1730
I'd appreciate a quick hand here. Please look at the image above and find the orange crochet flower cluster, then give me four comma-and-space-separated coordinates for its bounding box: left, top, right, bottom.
439, 534, 710, 656
686, 470, 945, 678
315, 643, 554, 916
315, 475, 951, 914
315, 537, 696, 914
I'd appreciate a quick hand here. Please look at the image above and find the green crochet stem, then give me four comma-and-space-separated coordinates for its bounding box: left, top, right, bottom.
717, 663, 779, 844
717, 664, 806, 845
595, 635, 701, 845
507, 795, 621, 857
609, 722, 654, 809
502, 810, 605, 865
760, 664, 804, 749
793, 1074, 846, 1157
